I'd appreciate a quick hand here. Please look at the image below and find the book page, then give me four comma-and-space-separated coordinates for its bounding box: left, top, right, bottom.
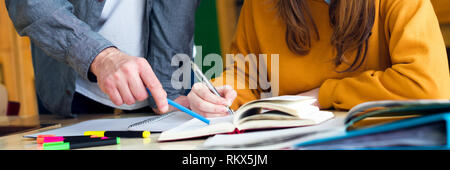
158, 115, 236, 141
348, 99, 450, 118
346, 99, 450, 124
237, 96, 314, 110
202, 117, 345, 150
234, 99, 324, 125
237, 111, 334, 131
258, 95, 314, 101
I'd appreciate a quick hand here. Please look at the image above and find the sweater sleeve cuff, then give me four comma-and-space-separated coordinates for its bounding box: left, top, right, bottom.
319, 79, 339, 109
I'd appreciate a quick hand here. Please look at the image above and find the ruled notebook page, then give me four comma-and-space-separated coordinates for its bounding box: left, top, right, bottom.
158, 115, 235, 141
128, 111, 193, 132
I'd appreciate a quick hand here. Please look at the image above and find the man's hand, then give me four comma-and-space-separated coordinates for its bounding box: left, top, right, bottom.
187, 83, 237, 118
90, 47, 169, 113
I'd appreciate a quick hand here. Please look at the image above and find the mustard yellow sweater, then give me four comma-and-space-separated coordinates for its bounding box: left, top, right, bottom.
213, 0, 450, 110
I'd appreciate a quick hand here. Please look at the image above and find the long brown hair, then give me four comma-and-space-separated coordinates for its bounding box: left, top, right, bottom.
277, 0, 375, 72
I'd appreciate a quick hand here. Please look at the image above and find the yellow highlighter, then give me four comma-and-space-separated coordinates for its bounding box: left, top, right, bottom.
84, 131, 150, 138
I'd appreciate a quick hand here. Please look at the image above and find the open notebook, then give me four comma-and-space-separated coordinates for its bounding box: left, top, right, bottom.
202, 99, 450, 150
127, 111, 193, 132
158, 96, 335, 142
25, 111, 192, 138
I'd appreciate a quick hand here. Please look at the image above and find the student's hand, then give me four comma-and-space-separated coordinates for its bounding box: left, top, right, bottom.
90, 47, 169, 113
187, 83, 237, 118
296, 88, 320, 107
152, 95, 190, 115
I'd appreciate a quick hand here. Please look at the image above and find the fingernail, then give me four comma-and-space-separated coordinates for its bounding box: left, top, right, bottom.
216, 107, 226, 113
222, 107, 228, 113
161, 105, 169, 112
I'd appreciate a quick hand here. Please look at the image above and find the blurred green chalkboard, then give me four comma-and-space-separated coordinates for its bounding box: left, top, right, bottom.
194, 0, 222, 63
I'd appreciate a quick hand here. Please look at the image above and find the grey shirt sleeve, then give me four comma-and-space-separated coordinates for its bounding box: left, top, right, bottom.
5, 0, 114, 81
147, 0, 200, 108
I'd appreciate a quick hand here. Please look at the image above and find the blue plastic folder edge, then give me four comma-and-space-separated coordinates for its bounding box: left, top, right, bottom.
294, 112, 450, 150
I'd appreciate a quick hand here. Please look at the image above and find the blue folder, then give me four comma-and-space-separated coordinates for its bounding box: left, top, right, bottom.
295, 108, 450, 150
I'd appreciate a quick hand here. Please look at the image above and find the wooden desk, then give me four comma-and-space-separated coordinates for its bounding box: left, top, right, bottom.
0, 111, 348, 150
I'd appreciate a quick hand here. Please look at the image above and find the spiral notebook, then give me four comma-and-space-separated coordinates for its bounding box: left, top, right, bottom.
25, 111, 192, 138
127, 111, 193, 132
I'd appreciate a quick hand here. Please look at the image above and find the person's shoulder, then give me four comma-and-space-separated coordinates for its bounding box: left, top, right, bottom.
379, 0, 432, 15
381, 0, 429, 6
378, 0, 437, 26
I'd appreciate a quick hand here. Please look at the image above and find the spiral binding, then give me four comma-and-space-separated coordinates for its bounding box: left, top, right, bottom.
128, 112, 177, 129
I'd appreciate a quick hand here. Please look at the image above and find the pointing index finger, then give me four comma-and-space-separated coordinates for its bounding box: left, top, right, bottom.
139, 60, 168, 113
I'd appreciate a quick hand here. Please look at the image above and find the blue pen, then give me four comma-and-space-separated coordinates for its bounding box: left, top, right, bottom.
146, 89, 210, 125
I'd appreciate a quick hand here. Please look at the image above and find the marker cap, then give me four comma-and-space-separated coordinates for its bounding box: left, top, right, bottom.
44, 143, 70, 150
84, 131, 105, 137
116, 137, 121, 144
142, 131, 151, 138
36, 138, 45, 144
37, 135, 55, 138
43, 141, 64, 147
43, 137, 65, 143
36, 135, 56, 144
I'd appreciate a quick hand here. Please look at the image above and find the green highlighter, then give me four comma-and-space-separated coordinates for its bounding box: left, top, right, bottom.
44, 137, 120, 150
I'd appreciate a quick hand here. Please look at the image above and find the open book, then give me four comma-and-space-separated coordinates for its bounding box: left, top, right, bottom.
158, 96, 334, 142
201, 99, 450, 150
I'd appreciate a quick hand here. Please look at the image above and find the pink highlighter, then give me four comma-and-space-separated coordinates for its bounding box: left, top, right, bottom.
39, 135, 107, 144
